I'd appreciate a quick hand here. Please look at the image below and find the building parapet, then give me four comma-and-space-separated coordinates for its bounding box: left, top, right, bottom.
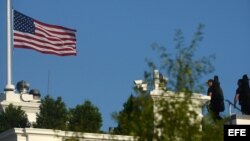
0, 128, 136, 141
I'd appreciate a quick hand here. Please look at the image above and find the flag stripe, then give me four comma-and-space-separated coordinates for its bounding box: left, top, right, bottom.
14, 32, 76, 48
14, 36, 76, 51
14, 42, 76, 52
35, 19, 77, 32
14, 42, 76, 56
35, 26, 76, 41
35, 22, 76, 38
35, 30, 76, 42
13, 10, 77, 56
15, 45, 76, 56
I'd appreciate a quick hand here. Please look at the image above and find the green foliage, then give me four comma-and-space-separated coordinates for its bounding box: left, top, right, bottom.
113, 24, 225, 140
112, 92, 154, 141
68, 100, 102, 133
201, 113, 225, 141
112, 95, 137, 135
34, 95, 68, 130
34, 95, 103, 134
0, 104, 29, 133
155, 96, 201, 141
147, 24, 215, 93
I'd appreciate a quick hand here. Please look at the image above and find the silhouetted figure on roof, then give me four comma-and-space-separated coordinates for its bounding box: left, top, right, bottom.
234, 79, 243, 112
208, 75, 225, 120
207, 79, 213, 96
239, 74, 250, 114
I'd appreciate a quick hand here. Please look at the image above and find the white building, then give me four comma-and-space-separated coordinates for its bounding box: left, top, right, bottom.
0, 80, 136, 141
0, 82, 41, 124
1, 71, 249, 141
225, 100, 250, 125
0, 128, 135, 141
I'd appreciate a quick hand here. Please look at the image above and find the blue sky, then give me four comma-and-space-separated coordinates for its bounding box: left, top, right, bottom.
1, 0, 250, 131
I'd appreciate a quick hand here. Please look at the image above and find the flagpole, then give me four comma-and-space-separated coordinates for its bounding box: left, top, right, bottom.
5, 0, 15, 92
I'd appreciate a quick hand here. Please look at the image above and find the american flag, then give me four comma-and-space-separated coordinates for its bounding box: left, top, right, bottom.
13, 10, 77, 56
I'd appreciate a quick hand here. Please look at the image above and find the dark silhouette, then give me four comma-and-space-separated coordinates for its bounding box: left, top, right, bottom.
207, 79, 213, 96
238, 74, 250, 114
234, 79, 243, 112
208, 75, 225, 120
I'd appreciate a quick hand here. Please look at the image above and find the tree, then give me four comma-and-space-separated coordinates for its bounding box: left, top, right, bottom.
34, 95, 68, 130
68, 100, 102, 133
112, 95, 138, 135
0, 104, 29, 133
147, 24, 215, 93
113, 24, 225, 140
112, 93, 154, 140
